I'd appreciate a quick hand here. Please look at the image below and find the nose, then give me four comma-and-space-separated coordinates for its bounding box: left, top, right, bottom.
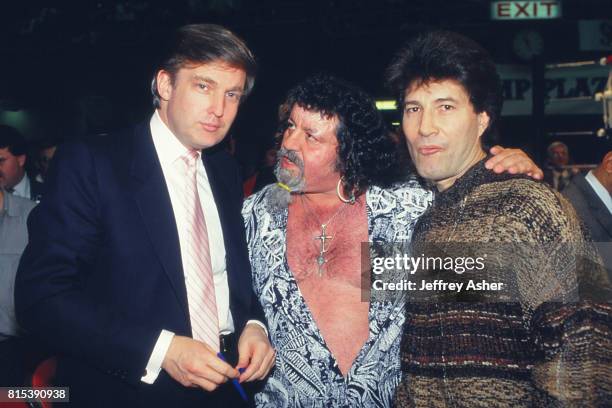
208, 91, 225, 118
418, 108, 437, 137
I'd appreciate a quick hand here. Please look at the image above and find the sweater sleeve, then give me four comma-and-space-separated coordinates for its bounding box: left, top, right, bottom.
510, 183, 612, 407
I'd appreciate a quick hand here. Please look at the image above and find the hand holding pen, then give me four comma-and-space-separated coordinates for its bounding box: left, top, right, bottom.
217, 352, 248, 401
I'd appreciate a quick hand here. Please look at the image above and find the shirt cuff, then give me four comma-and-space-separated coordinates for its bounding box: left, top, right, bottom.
246, 320, 268, 337
141, 329, 175, 384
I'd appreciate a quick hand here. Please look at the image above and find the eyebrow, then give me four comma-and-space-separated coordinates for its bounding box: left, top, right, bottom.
192, 75, 244, 92
193, 75, 216, 85
287, 118, 320, 134
404, 97, 460, 105
434, 97, 459, 104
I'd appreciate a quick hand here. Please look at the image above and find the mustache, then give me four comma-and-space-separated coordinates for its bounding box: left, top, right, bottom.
276, 148, 303, 169
273, 147, 305, 193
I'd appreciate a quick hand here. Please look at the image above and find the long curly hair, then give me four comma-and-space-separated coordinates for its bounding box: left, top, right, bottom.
277, 73, 402, 195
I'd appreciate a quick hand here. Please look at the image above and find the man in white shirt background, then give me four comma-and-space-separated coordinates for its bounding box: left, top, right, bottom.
0, 187, 40, 386
0, 125, 44, 202
563, 148, 612, 280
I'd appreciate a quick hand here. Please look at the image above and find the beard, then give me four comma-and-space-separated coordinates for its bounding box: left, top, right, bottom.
266, 148, 305, 210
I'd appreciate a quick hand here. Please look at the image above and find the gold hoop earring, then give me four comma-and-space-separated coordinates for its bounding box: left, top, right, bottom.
336, 178, 356, 204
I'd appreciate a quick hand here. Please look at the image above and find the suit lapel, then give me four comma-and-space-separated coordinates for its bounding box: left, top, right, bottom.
578, 176, 612, 239
201, 151, 249, 303
590, 199, 612, 239
129, 123, 190, 322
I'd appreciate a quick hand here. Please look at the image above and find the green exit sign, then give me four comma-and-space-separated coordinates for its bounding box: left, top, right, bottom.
491, 1, 562, 20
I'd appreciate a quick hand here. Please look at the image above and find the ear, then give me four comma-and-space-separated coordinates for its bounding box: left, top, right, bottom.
17, 154, 26, 168
156, 70, 174, 102
603, 151, 612, 174
476, 111, 491, 139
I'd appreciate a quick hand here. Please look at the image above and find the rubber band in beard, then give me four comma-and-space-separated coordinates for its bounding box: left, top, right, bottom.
267, 148, 305, 209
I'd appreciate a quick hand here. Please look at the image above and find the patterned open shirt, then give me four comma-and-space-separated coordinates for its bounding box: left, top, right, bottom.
242, 180, 431, 407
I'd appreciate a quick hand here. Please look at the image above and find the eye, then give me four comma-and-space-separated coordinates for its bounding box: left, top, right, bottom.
197, 83, 209, 91
441, 104, 454, 111
404, 106, 420, 113
226, 91, 241, 101
305, 133, 320, 143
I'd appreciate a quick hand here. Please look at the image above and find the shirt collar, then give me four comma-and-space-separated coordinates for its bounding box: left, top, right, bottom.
12, 173, 30, 199
2, 189, 21, 217
585, 170, 612, 214
150, 110, 199, 167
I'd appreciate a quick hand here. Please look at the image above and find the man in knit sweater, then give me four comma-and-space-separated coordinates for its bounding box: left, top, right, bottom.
386, 31, 612, 407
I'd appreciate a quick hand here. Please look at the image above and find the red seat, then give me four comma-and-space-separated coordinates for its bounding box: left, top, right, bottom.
31, 358, 56, 389
19, 357, 57, 408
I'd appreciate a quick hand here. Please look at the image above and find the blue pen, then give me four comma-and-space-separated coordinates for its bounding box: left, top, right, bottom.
217, 352, 248, 401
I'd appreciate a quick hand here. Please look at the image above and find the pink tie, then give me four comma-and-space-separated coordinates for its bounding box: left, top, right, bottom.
180, 150, 220, 351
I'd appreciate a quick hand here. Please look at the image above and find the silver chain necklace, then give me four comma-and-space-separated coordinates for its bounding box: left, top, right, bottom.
299, 195, 350, 277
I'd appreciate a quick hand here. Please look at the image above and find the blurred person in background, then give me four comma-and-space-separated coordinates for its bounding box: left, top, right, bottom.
243, 144, 278, 197
563, 149, 612, 280
0, 187, 41, 386
0, 125, 44, 202
543, 141, 580, 191
32, 138, 59, 184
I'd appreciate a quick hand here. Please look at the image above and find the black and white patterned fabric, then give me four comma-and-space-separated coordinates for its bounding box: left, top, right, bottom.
242, 179, 432, 407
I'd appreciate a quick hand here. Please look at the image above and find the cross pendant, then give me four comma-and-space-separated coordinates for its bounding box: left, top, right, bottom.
314, 224, 333, 276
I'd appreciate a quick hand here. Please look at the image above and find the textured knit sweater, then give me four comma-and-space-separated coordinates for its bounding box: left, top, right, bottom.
394, 159, 612, 407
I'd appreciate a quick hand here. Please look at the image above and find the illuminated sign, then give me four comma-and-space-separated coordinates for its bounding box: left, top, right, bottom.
491, 1, 562, 20
375, 100, 397, 111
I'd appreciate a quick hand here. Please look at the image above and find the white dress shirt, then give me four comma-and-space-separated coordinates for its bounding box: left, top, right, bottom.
141, 112, 235, 383
12, 174, 31, 200
585, 170, 612, 215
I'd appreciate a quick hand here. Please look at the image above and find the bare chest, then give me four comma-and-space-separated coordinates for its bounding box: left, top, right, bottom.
286, 199, 368, 283
286, 198, 370, 375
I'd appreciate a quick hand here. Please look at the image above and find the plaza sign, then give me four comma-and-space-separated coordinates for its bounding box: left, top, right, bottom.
498, 64, 608, 115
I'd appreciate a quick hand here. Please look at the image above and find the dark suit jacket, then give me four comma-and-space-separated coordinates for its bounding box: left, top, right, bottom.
15, 122, 264, 407
563, 174, 612, 282
563, 174, 612, 242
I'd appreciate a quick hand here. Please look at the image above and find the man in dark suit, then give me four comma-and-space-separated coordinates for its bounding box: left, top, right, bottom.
15, 24, 274, 407
563, 149, 612, 279
543, 141, 580, 191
